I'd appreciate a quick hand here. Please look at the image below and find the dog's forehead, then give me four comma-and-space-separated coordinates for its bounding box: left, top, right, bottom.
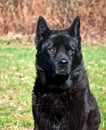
50, 31, 70, 39
49, 32, 77, 46
49, 32, 71, 45
42, 31, 76, 50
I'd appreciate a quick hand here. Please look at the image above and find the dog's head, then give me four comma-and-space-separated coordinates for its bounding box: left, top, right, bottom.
35, 16, 83, 86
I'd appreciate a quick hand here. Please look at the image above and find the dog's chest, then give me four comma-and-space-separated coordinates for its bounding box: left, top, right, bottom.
37, 94, 67, 118
35, 93, 85, 129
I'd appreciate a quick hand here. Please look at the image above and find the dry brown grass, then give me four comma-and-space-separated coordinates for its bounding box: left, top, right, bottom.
0, 0, 106, 43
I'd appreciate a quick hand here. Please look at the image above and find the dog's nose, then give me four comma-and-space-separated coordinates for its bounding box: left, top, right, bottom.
58, 58, 68, 68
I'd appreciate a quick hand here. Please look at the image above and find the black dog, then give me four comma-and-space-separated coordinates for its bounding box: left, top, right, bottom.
32, 16, 101, 130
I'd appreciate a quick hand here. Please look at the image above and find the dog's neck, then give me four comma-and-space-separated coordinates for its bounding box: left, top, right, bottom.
35, 65, 85, 95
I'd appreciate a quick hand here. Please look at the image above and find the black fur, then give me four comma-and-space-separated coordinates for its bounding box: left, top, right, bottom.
32, 16, 101, 130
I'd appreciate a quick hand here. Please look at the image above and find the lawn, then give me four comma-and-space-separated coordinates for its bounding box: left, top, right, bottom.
0, 42, 106, 130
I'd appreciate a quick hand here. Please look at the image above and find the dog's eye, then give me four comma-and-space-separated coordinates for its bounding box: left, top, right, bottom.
67, 49, 74, 56
47, 47, 56, 53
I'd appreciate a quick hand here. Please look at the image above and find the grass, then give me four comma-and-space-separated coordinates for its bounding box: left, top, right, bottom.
0, 42, 106, 130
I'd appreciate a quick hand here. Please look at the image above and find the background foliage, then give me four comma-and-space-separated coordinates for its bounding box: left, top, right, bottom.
0, 0, 106, 43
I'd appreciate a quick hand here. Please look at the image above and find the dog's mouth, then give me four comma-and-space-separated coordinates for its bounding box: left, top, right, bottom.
53, 71, 68, 77
55, 63, 70, 77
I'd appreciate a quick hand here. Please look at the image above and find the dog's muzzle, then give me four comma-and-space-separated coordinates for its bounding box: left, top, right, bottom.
57, 58, 69, 75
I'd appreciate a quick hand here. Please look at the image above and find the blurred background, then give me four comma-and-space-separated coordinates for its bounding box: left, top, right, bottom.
0, 0, 106, 44
0, 0, 106, 130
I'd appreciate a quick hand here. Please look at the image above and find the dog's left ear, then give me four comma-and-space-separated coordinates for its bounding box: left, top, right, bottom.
68, 16, 80, 37
35, 16, 50, 47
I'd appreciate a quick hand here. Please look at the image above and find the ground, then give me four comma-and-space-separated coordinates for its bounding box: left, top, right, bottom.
0, 40, 106, 130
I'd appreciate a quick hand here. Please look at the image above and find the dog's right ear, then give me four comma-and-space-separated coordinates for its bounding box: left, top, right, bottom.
35, 16, 50, 48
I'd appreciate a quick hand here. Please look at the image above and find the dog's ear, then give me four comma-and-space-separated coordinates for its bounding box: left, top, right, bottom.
68, 16, 80, 37
35, 16, 50, 47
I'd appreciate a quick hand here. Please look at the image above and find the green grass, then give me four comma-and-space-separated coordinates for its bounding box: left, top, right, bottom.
0, 43, 106, 130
